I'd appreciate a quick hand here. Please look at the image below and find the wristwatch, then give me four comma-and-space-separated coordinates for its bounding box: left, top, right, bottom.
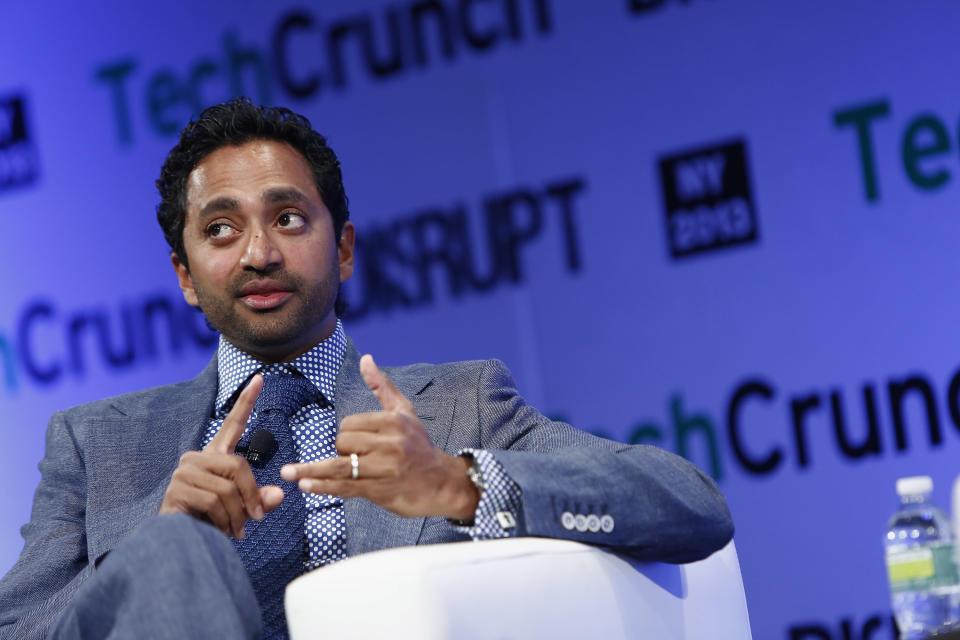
448, 455, 484, 526
465, 456, 484, 491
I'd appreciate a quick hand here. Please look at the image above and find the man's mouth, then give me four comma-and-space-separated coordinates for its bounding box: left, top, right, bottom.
237, 280, 294, 310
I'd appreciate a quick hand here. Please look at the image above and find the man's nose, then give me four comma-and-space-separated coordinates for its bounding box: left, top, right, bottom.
240, 230, 282, 271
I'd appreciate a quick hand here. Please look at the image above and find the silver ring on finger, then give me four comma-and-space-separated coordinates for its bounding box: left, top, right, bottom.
350, 452, 359, 480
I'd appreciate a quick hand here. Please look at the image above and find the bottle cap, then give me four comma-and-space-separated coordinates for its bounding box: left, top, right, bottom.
896, 475, 933, 497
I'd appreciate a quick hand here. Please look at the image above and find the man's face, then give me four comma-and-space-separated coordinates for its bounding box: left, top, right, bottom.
172, 140, 354, 362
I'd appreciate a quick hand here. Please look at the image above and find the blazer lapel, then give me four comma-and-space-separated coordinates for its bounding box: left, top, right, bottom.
336, 341, 455, 557
85, 357, 218, 564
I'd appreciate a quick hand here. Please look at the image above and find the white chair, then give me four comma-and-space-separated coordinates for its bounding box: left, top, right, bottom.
285, 537, 752, 639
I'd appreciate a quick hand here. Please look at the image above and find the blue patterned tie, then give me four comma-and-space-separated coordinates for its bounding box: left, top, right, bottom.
233, 372, 317, 639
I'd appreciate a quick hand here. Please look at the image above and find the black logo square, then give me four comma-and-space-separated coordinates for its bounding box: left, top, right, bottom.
658, 138, 759, 259
0, 94, 40, 192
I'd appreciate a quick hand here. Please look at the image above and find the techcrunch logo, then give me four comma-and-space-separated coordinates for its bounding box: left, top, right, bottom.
94, 1, 554, 145
585, 363, 960, 484
0, 293, 215, 395
833, 96, 960, 202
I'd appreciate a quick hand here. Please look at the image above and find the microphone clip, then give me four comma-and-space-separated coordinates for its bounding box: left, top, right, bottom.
235, 430, 278, 469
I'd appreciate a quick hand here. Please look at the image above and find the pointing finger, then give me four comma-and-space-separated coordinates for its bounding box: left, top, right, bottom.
207, 374, 262, 454
360, 354, 413, 414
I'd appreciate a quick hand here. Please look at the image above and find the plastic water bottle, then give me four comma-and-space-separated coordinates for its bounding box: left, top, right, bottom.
885, 476, 960, 639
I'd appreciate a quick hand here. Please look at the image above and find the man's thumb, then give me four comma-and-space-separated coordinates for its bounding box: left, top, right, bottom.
360, 354, 412, 412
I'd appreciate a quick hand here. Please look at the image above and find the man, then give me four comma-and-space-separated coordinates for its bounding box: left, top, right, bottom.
0, 99, 733, 639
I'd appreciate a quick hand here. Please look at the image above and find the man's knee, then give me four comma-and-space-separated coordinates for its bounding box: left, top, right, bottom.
146, 513, 234, 556
51, 514, 259, 639
99, 513, 242, 583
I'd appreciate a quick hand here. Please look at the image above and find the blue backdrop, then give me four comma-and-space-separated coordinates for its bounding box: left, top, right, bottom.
3, 1, 960, 637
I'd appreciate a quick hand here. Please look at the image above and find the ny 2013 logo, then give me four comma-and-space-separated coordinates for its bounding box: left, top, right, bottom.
0, 94, 40, 193
658, 138, 759, 259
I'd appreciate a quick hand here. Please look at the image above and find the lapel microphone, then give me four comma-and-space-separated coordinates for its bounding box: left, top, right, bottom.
235, 430, 278, 468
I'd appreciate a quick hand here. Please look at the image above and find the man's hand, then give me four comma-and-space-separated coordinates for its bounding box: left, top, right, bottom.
158, 374, 284, 538
280, 355, 480, 520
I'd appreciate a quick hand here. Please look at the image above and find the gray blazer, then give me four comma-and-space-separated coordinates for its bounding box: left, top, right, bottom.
0, 342, 733, 636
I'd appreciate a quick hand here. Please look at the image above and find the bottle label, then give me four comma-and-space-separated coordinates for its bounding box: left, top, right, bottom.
887, 542, 960, 592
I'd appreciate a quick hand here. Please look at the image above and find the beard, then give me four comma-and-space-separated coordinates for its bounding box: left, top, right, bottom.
192, 264, 340, 357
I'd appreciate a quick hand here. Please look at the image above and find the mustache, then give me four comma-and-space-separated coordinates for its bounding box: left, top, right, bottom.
227, 269, 303, 296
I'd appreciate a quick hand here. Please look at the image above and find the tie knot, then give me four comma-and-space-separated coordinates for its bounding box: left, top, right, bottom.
254, 373, 317, 419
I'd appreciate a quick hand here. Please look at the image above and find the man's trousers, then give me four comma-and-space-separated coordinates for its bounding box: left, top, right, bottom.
51, 514, 263, 639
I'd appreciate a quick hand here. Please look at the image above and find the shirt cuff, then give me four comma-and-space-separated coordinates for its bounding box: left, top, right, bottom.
450, 448, 523, 539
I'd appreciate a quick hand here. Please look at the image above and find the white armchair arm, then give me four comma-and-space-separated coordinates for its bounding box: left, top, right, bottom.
285, 538, 751, 639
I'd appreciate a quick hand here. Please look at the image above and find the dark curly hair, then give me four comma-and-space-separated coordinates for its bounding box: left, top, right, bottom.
156, 97, 350, 314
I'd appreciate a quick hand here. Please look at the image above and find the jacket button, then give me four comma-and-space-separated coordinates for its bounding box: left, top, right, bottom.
586, 514, 601, 532
600, 514, 615, 533
561, 511, 576, 530
575, 514, 588, 532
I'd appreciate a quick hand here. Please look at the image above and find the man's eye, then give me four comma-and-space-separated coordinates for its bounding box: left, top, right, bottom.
205, 223, 237, 239
277, 212, 305, 229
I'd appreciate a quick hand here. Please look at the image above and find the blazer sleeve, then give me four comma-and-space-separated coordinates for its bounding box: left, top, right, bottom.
0, 410, 91, 639
474, 359, 734, 564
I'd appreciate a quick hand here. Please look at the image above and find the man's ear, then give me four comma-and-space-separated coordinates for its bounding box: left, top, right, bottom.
338, 222, 355, 283
171, 253, 200, 307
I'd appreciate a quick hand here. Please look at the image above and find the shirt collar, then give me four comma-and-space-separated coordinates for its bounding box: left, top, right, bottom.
214, 319, 347, 415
